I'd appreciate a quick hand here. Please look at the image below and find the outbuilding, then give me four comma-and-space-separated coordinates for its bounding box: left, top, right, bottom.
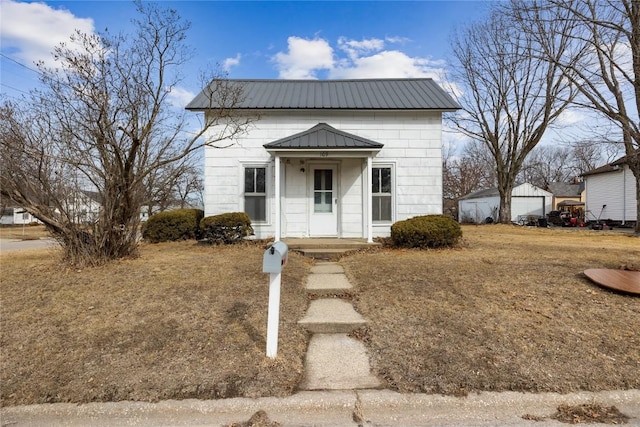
458, 183, 553, 224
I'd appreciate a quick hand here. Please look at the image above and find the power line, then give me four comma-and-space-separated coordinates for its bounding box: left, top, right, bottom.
0, 53, 41, 75
0, 83, 30, 96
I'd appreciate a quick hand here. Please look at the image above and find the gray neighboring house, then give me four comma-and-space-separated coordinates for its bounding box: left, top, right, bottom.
187, 78, 460, 241
547, 182, 585, 211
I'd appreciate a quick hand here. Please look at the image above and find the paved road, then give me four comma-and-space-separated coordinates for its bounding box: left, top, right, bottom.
0, 238, 58, 252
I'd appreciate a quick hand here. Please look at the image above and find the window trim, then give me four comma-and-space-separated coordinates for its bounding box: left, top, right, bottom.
241, 162, 270, 224
371, 163, 395, 224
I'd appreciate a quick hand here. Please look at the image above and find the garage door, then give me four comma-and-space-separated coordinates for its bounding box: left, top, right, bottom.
512, 196, 545, 221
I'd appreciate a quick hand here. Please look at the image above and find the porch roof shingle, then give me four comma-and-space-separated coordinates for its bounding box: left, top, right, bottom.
186, 78, 461, 111
263, 123, 384, 150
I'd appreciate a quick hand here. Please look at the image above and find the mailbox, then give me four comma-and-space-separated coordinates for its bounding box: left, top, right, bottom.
262, 241, 288, 273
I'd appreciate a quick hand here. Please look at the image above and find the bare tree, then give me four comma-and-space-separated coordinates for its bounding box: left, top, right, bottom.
518, 145, 575, 189
443, 140, 497, 218
0, 2, 252, 265
174, 164, 204, 209
449, 6, 580, 223
443, 140, 496, 201
570, 139, 623, 176
141, 155, 203, 216
513, 0, 640, 232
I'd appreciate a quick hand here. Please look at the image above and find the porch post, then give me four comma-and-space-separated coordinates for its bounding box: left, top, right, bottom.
274, 155, 281, 240
366, 156, 373, 243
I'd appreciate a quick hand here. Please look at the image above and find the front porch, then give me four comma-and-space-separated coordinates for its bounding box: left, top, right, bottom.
265, 123, 385, 243
282, 238, 380, 260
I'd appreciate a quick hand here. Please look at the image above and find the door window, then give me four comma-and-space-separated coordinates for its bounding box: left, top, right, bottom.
313, 169, 333, 213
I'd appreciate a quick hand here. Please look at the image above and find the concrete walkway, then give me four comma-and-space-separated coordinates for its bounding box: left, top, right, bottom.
297, 262, 381, 391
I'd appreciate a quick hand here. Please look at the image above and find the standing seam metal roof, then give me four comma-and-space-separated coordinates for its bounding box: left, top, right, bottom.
263, 123, 384, 150
186, 79, 461, 110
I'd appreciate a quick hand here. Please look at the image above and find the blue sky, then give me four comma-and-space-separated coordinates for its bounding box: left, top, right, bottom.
2, 0, 619, 156
1, 0, 492, 106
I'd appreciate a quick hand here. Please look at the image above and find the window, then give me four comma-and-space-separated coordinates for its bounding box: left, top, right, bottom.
244, 167, 266, 222
313, 169, 333, 213
372, 167, 392, 222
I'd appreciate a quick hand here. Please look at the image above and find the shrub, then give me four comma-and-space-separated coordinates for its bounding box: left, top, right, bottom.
390, 214, 462, 249
200, 212, 253, 245
142, 209, 204, 243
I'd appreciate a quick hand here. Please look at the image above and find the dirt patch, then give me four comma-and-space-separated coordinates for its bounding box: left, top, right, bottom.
1, 241, 311, 406
552, 403, 630, 424
342, 225, 640, 396
224, 410, 281, 427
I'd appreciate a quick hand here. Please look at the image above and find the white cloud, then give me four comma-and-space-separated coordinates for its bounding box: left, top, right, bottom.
0, 0, 95, 66
273, 36, 334, 79
385, 36, 411, 45
338, 37, 384, 60
272, 35, 450, 82
556, 109, 587, 127
167, 86, 196, 108
330, 50, 446, 80
223, 54, 241, 73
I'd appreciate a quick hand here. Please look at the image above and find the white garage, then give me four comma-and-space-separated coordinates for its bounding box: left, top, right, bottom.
459, 183, 553, 224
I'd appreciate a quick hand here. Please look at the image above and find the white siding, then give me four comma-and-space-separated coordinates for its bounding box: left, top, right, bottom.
281, 161, 306, 237
203, 110, 444, 238
585, 165, 637, 223
340, 158, 364, 238
459, 197, 500, 223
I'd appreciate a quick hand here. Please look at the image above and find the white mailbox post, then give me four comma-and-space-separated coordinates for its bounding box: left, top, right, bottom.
262, 241, 288, 358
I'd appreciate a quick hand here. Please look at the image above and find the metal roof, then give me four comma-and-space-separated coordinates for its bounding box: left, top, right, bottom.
264, 123, 384, 150
186, 79, 461, 111
459, 187, 500, 200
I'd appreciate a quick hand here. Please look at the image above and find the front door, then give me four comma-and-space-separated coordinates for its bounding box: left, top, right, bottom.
309, 165, 338, 236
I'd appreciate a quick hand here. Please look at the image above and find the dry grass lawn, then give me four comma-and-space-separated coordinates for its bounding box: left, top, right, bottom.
1, 241, 311, 406
1, 225, 639, 407
343, 225, 640, 396
0, 225, 50, 240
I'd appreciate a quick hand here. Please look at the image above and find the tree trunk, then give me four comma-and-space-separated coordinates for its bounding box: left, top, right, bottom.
498, 184, 513, 224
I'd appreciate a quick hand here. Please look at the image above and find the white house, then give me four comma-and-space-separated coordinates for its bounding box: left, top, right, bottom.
458, 183, 553, 224
0, 207, 39, 225
65, 190, 101, 224
187, 79, 460, 241
582, 155, 637, 226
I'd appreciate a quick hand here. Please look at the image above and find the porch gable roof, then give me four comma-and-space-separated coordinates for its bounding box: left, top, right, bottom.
263, 123, 384, 150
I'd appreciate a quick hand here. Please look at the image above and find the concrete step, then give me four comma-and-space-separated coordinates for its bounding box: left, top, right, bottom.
299, 249, 350, 260
284, 239, 377, 250
299, 333, 381, 390
305, 273, 352, 295
310, 263, 344, 274
298, 299, 367, 333
283, 239, 380, 259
